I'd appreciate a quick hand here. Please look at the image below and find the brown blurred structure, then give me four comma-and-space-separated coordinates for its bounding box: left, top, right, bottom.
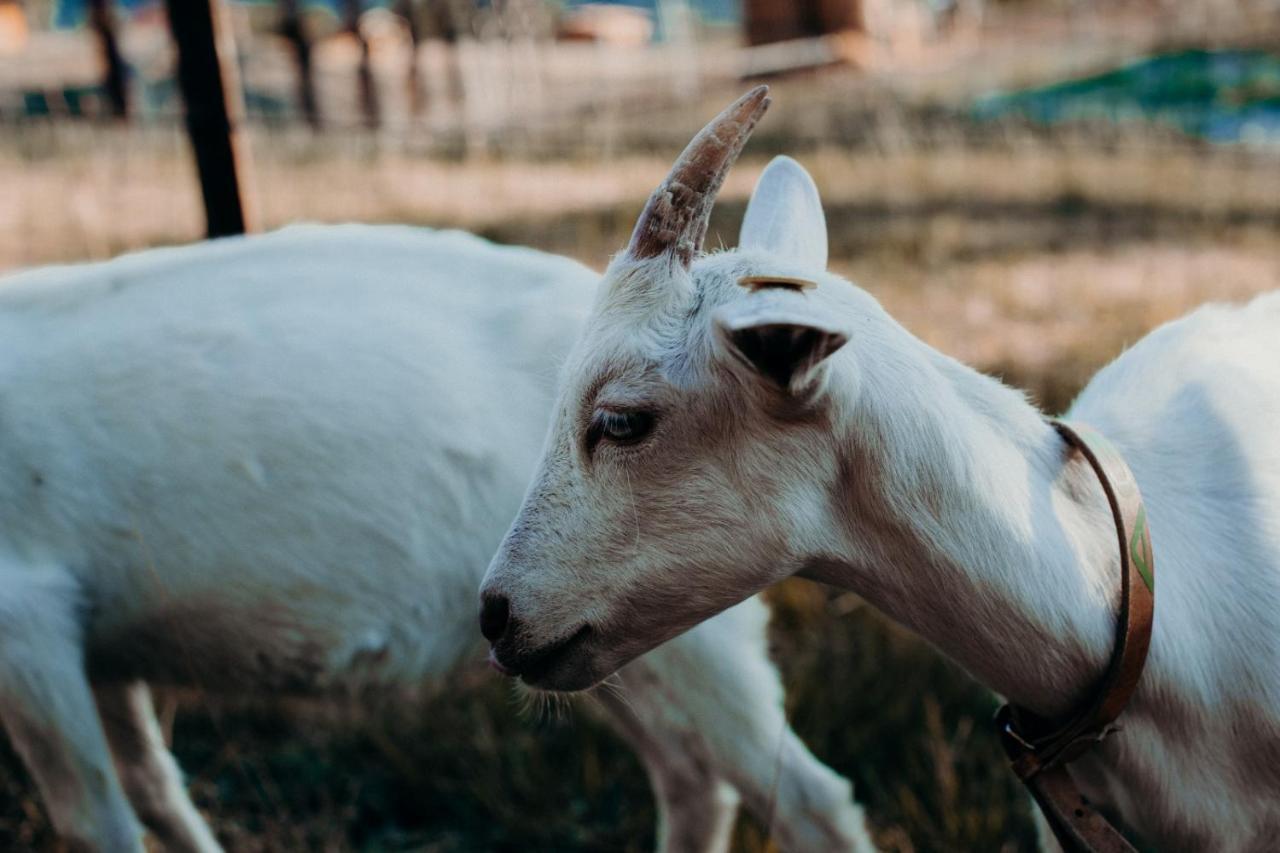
557, 4, 654, 45
743, 0, 864, 45
0, 0, 27, 55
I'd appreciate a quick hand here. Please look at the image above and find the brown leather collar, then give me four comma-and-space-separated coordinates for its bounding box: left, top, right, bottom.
995, 419, 1156, 852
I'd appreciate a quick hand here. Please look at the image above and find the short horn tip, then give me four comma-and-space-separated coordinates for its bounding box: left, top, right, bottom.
720, 86, 771, 142
735, 85, 772, 127
741, 84, 771, 111
624, 85, 773, 264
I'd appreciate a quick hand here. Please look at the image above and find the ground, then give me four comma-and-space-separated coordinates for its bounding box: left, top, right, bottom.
1, 29, 1279, 852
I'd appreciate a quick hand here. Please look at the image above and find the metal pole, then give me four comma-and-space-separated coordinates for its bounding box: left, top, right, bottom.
163, 0, 256, 237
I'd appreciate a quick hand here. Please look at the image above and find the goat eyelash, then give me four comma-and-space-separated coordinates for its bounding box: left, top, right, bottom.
585, 409, 658, 455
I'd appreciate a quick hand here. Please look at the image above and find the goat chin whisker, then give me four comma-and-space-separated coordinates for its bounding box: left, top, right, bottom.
511, 679, 578, 725
586, 673, 637, 717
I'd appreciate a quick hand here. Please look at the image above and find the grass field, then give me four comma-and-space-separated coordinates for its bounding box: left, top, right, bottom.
1, 59, 1279, 851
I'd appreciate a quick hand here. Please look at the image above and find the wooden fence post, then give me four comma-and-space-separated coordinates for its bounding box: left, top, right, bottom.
344, 0, 379, 129
163, 0, 256, 237
278, 0, 319, 128
86, 0, 129, 118
396, 0, 423, 117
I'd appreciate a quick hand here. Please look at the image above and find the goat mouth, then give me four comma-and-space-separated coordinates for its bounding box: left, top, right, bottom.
494, 624, 595, 688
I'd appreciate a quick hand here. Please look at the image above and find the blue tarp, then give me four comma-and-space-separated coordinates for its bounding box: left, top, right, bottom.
976, 49, 1280, 143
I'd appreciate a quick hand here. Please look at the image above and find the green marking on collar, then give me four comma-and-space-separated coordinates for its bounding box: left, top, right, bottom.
1130, 505, 1154, 592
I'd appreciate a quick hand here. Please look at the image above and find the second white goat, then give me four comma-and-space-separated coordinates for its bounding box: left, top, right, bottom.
0, 225, 872, 853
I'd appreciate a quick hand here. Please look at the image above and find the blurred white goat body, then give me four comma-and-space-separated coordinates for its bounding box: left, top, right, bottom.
482, 89, 1280, 852
0, 225, 872, 853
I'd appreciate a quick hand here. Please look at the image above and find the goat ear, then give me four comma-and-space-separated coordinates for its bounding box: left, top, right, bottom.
714, 296, 850, 391
739, 156, 828, 270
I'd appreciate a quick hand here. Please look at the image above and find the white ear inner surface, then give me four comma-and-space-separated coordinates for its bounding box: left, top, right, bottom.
739, 155, 829, 271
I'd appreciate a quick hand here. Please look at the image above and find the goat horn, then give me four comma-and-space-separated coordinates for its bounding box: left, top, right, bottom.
626, 86, 771, 267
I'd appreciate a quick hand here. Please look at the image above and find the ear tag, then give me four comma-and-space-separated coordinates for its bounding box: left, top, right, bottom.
737, 275, 817, 293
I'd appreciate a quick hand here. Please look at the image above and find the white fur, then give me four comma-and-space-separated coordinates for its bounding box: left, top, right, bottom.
738, 156, 829, 271
483, 154, 1280, 851
0, 225, 872, 852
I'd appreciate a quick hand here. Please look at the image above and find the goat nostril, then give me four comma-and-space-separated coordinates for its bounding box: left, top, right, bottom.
479, 594, 510, 642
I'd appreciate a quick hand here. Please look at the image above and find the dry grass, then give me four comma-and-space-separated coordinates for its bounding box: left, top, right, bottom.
2, 62, 1279, 851
6, 91, 1280, 273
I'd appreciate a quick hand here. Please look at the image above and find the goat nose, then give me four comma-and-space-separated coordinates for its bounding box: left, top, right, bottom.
479, 593, 511, 643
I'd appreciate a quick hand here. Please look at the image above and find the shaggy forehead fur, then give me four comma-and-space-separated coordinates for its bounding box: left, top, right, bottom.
576, 249, 857, 400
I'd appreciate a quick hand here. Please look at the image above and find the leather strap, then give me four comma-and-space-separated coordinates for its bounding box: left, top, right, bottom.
996, 419, 1156, 852
1021, 765, 1140, 853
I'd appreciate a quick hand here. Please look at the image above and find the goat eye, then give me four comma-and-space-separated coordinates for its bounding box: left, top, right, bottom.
588, 410, 655, 451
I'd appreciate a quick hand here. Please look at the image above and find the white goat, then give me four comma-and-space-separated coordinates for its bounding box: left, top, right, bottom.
0, 224, 873, 853
481, 87, 1280, 852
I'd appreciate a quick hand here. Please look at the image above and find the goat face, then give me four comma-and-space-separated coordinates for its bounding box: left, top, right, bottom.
481, 92, 859, 690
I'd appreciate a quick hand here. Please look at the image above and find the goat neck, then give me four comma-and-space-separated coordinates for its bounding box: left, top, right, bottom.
801, 325, 1132, 721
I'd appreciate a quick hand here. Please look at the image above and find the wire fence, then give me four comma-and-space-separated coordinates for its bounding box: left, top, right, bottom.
3, 0, 1279, 273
